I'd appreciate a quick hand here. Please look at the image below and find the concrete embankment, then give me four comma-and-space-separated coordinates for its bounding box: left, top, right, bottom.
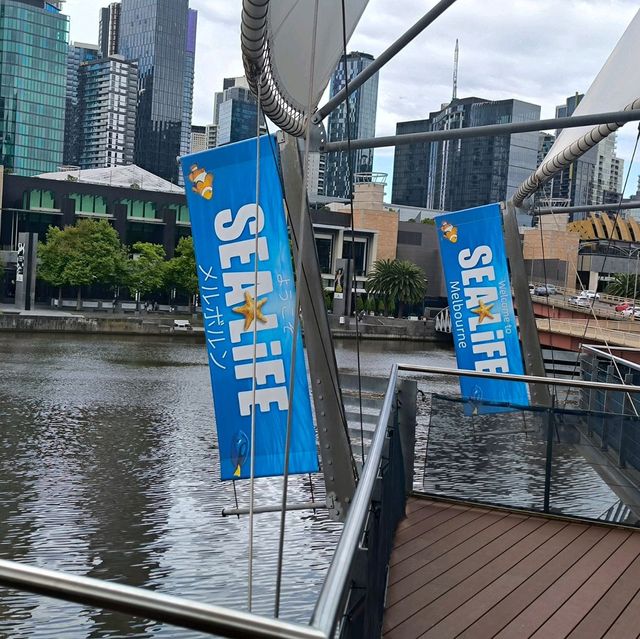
328, 315, 446, 342
0, 313, 199, 337
0, 310, 448, 342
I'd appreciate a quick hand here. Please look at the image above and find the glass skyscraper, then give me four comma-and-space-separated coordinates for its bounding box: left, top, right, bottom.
324, 52, 379, 200
392, 97, 540, 211
118, 0, 196, 184
0, 0, 69, 175
64, 42, 99, 166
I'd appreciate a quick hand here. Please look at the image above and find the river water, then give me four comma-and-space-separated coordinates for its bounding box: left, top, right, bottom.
0, 334, 618, 637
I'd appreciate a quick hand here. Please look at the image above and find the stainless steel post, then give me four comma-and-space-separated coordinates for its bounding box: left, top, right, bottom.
503, 201, 551, 407
279, 134, 357, 521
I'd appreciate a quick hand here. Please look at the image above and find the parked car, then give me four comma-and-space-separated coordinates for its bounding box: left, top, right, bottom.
616, 302, 632, 312
577, 290, 600, 300
533, 285, 557, 296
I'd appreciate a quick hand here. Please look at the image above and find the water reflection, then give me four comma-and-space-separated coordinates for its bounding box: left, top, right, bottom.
0, 334, 350, 638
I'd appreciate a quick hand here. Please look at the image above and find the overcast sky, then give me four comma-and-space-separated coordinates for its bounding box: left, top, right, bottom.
64, 0, 640, 198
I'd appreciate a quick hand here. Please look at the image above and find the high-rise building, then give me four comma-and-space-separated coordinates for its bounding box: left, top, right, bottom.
181, 9, 197, 159
213, 76, 249, 125
551, 94, 597, 209
324, 52, 379, 199
64, 42, 100, 166
190, 125, 207, 153
99, 2, 121, 58
206, 123, 218, 149
76, 56, 138, 168
591, 134, 624, 205
118, 0, 196, 183
392, 97, 540, 211
0, 0, 69, 175
216, 87, 258, 146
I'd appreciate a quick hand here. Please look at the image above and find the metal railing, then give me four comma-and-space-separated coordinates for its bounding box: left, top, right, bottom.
3, 363, 640, 636
410, 362, 640, 525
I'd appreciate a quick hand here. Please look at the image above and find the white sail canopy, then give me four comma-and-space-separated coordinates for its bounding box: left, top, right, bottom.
514, 9, 640, 206
544, 9, 640, 161
242, 0, 369, 136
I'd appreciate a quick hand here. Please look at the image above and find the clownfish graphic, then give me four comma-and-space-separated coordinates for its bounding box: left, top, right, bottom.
188, 164, 214, 200
440, 220, 458, 243
231, 430, 250, 478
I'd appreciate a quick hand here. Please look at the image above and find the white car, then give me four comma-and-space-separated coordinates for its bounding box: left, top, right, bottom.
577, 290, 600, 300
621, 307, 640, 318
568, 296, 589, 307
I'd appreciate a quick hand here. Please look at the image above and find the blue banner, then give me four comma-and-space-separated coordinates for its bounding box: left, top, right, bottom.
436, 203, 529, 414
181, 136, 318, 480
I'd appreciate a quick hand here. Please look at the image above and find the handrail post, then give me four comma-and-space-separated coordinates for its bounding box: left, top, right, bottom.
543, 403, 555, 514
397, 378, 417, 494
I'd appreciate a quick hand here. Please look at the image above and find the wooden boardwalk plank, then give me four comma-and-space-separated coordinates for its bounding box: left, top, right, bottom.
530, 532, 640, 638
390, 507, 484, 566
424, 521, 590, 638
567, 552, 640, 638
386, 511, 519, 603
603, 589, 640, 638
494, 528, 629, 638
393, 504, 472, 547
384, 498, 640, 639
457, 525, 608, 638
383, 517, 557, 637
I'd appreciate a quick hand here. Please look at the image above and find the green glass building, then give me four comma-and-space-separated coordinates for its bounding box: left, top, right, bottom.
0, 0, 69, 175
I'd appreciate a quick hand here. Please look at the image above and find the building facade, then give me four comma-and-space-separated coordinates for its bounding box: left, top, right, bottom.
550, 94, 598, 210
324, 52, 379, 199
591, 134, 624, 205
76, 56, 138, 168
0, 0, 69, 175
391, 118, 431, 207
216, 86, 259, 146
64, 42, 100, 166
190, 125, 207, 153
392, 97, 540, 211
118, 0, 196, 183
98, 2, 121, 58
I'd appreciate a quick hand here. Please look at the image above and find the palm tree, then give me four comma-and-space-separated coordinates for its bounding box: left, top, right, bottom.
366, 259, 427, 317
607, 273, 639, 299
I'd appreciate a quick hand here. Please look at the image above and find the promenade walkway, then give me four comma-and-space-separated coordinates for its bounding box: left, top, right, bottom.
383, 496, 640, 639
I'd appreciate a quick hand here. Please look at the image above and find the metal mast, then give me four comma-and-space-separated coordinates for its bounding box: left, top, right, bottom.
452, 38, 458, 101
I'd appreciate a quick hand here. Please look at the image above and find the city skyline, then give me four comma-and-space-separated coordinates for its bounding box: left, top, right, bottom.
62, 0, 640, 197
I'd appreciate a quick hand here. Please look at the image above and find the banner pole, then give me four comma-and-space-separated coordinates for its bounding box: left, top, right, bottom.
502, 200, 551, 407
279, 134, 357, 521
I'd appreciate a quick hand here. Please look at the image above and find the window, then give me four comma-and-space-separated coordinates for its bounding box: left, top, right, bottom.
27, 189, 57, 210
315, 236, 333, 274
342, 238, 368, 276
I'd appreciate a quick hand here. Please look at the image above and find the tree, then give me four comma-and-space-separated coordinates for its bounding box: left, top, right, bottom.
127, 242, 166, 309
39, 219, 128, 309
607, 273, 640, 299
165, 236, 199, 308
365, 258, 427, 317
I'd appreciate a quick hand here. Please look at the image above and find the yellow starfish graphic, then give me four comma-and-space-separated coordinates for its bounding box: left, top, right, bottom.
471, 299, 494, 323
232, 291, 268, 330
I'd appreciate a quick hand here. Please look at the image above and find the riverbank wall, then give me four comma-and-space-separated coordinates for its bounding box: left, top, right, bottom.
0, 310, 448, 342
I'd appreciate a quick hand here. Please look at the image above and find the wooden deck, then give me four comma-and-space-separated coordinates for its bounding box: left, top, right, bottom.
383, 496, 640, 638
